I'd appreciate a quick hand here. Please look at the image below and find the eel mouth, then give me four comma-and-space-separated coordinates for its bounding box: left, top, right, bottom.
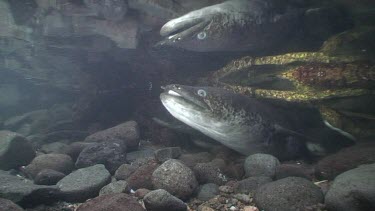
156, 17, 210, 46
160, 84, 208, 110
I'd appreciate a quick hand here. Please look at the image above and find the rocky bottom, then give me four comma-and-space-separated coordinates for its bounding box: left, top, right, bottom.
1, 120, 375, 211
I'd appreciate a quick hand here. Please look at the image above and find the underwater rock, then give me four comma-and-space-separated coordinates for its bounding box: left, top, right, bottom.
134, 188, 151, 199
152, 159, 198, 199
0, 170, 59, 206
127, 160, 159, 190
126, 148, 155, 163
224, 161, 245, 180
114, 164, 137, 180
75, 140, 127, 174
0, 131, 35, 171
154, 147, 182, 163
315, 142, 375, 180
193, 158, 228, 185
254, 177, 324, 211
197, 183, 219, 201
218, 185, 234, 194
234, 176, 272, 195
84, 121, 140, 149
64, 142, 95, 161
178, 152, 213, 169
76, 193, 145, 211
325, 163, 375, 211
275, 163, 315, 180
57, 164, 111, 202
244, 154, 280, 178
0, 198, 24, 211
40, 142, 69, 154
99, 180, 130, 195
143, 189, 187, 211
24, 154, 74, 179
34, 169, 66, 185
233, 193, 252, 204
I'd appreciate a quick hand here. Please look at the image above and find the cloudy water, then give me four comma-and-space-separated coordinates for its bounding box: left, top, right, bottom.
0, 0, 374, 210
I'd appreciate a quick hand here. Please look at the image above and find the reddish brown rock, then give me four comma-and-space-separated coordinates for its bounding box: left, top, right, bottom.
134, 188, 151, 199
315, 142, 375, 180
76, 193, 145, 211
127, 160, 159, 190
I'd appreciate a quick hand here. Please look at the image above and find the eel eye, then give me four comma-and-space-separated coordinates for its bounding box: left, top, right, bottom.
197, 89, 207, 97
197, 32, 207, 40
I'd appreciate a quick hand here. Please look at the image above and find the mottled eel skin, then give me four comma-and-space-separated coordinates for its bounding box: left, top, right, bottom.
157, 0, 305, 52
160, 84, 354, 160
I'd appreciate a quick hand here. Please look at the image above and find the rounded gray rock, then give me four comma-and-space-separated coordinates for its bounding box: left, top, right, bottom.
152, 159, 198, 199
114, 164, 137, 180
34, 169, 66, 185
325, 163, 375, 211
244, 153, 280, 178
57, 164, 111, 202
144, 189, 187, 211
75, 140, 127, 174
99, 180, 130, 195
25, 153, 74, 179
0, 131, 35, 170
254, 177, 324, 211
0, 170, 59, 206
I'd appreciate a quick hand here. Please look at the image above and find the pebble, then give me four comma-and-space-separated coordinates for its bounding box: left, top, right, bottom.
152, 159, 198, 199
244, 153, 280, 178
219, 185, 234, 194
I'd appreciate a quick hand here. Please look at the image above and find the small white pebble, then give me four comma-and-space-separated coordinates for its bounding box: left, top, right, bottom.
230, 206, 237, 211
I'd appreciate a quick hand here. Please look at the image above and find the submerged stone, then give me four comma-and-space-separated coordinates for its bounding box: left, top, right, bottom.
0, 170, 59, 206
325, 163, 375, 211
254, 177, 324, 211
76, 193, 145, 211
0, 131, 35, 171
144, 189, 187, 211
152, 159, 198, 199
57, 164, 111, 202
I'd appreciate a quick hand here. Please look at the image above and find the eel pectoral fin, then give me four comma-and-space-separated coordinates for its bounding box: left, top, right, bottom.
272, 125, 328, 157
